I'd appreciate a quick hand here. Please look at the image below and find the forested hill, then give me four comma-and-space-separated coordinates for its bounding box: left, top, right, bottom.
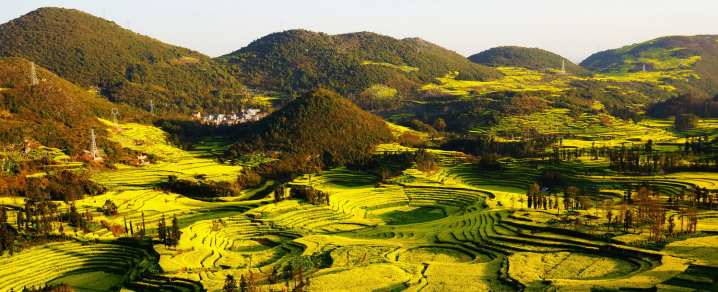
0, 57, 144, 158
217, 30, 501, 102
227, 89, 393, 171
469, 46, 585, 74
581, 35, 718, 95
0, 7, 247, 113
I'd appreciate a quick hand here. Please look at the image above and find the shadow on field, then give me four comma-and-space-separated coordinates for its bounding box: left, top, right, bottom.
377, 206, 446, 225
177, 205, 251, 228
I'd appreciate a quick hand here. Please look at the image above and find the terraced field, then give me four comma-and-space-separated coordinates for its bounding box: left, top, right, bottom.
2, 120, 717, 292
0, 241, 154, 291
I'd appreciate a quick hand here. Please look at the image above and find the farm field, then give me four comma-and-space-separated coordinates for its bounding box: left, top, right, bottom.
1, 117, 717, 292
3, 3, 718, 292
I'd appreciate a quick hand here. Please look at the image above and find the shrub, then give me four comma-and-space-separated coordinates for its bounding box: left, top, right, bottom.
674, 113, 699, 130
159, 175, 240, 199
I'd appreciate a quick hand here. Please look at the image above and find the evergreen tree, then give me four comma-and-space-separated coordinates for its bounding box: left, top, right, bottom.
157, 215, 167, 246
239, 274, 248, 292
170, 214, 181, 246
223, 275, 238, 292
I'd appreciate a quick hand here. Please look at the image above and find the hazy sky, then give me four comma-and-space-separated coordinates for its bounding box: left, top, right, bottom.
2, 1, 718, 62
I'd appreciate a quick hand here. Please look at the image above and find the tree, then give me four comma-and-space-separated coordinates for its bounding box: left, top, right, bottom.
674, 113, 699, 130
668, 215, 675, 236
0, 208, 16, 255
564, 186, 579, 211
170, 214, 181, 246
239, 274, 248, 292
433, 118, 447, 132
223, 275, 238, 292
157, 215, 167, 246
102, 199, 118, 216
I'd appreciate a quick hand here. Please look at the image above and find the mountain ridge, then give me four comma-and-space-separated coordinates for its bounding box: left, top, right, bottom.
0, 7, 248, 113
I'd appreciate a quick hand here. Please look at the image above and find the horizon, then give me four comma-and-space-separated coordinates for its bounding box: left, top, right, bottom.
2, 0, 718, 63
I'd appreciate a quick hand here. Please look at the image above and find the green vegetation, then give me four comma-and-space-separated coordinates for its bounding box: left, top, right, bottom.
0, 7, 248, 113
361, 60, 419, 73
217, 29, 501, 104
2, 8, 718, 292
0, 57, 147, 160
469, 46, 586, 74
228, 89, 393, 177
581, 35, 718, 96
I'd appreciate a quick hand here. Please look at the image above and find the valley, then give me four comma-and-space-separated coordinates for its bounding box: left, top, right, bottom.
0, 5, 717, 292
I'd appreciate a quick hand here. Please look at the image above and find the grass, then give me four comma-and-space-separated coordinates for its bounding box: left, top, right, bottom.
49, 271, 124, 292
399, 246, 474, 263
373, 206, 446, 225
306, 263, 411, 291
421, 67, 567, 98
473, 108, 686, 147
4, 115, 717, 291
420, 57, 700, 101
0, 241, 152, 291
361, 60, 419, 73
508, 251, 637, 286
664, 236, 718, 266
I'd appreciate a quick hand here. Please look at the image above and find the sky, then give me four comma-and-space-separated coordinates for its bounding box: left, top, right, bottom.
2, 1, 718, 63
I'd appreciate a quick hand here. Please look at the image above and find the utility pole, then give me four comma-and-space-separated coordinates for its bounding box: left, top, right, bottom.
90, 129, 98, 160
561, 60, 566, 74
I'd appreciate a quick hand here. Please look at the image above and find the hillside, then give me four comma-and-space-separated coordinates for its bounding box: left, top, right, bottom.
228, 89, 392, 168
581, 35, 718, 95
0, 7, 247, 113
217, 30, 501, 106
469, 46, 585, 74
0, 57, 143, 159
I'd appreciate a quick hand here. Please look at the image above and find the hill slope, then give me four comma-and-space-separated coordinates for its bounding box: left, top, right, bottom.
217, 30, 501, 104
0, 7, 247, 113
0, 57, 143, 159
469, 46, 585, 74
228, 89, 392, 167
581, 35, 718, 95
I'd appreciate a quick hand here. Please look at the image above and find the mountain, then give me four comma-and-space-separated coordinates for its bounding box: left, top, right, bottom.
228, 89, 392, 168
581, 35, 718, 95
217, 30, 501, 104
468, 46, 585, 74
0, 7, 247, 113
0, 57, 144, 160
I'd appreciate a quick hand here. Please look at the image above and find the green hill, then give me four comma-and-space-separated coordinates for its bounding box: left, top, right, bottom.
0, 57, 143, 159
228, 89, 392, 169
217, 30, 501, 107
0, 7, 247, 113
468, 46, 585, 74
580, 35, 718, 95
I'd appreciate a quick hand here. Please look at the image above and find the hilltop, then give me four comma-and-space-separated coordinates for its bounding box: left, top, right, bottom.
0, 7, 247, 113
581, 35, 718, 95
0, 57, 145, 159
217, 30, 501, 108
228, 89, 392, 171
469, 46, 585, 74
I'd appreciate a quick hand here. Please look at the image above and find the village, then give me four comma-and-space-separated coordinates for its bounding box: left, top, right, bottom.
192, 108, 267, 126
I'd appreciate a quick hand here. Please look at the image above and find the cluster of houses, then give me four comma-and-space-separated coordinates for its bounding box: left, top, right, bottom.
192, 108, 267, 126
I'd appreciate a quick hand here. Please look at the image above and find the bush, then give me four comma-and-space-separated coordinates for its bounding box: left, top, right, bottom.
674, 113, 699, 130
159, 175, 240, 199
414, 149, 438, 172
237, 169, 263, 189
398, 132, 424, 148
